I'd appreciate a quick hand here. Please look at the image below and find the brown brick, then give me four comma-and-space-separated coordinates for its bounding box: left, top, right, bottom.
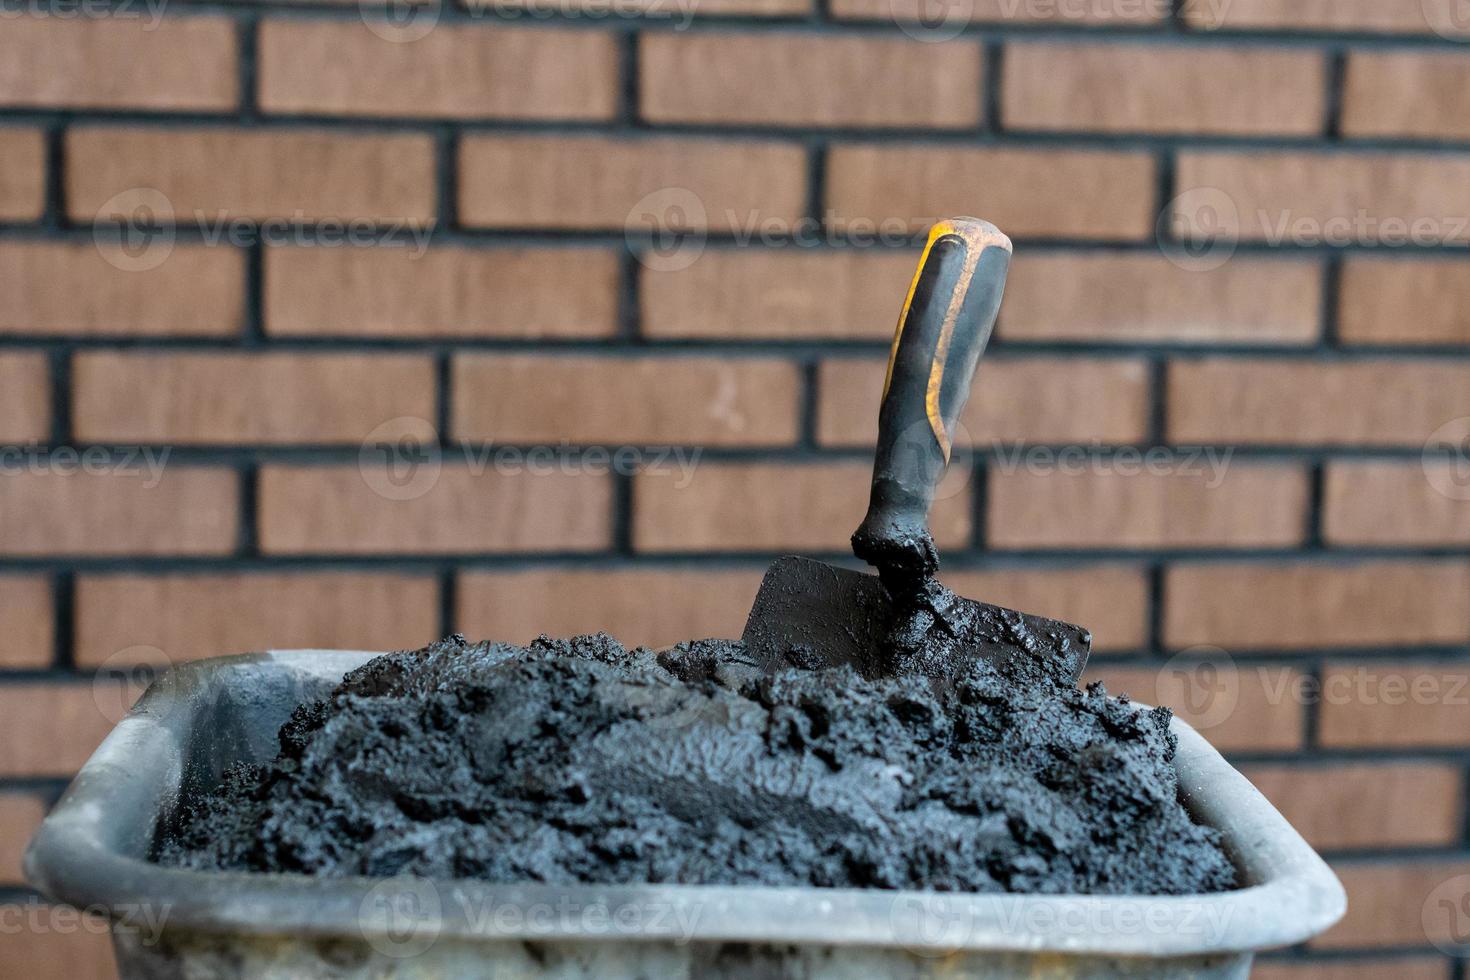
833, 0, 1162, 25
1253, 959, 1449, 980
0, 916, 118, 980
0, 469, 237, 556
0, 241, 243, 337
1186, 0, 1462, 34
1175, 151, 1470, 245
0, 577, 54, 669
1341, 259, 1470, 346
458, 567, 763, 649
642, 248, 916, 340
816, 357, 1150, 447
1344, 51, 1470, 140
827, 146, 1156, 239
640, 33, 981, 129
0, 16, 236, 111
1319, 662, 1470, 750
1083, 663, 1305, 752
988, 465, 1308, 550
459, 135, 805, 231
1003, 255, 1322, 344
1325, 462, 1470, 547
1002, 253, 1322, 345
75, 573, 440, 667
1242, 763, 1462, 851
265, 245, 620, 339
73, 352, 435, 445
0, 793, 46, 883
633, 462, 972, 553
0, 128, 44, 221
1164, 561, 1470, 650
0, 684, 122, 776
1319, 861, 1470, 949
259, 21, 615, 120
1004, 42, 1323, 136
1168, 359, 1470, 446
941, 565, 1149, 652
68, 128, 436, 223
0, 353, 49, 442
453, 355, 801, 447
258, 466, 611, 554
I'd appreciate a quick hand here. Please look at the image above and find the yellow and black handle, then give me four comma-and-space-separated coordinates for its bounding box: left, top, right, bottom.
851, 217, 1012, 585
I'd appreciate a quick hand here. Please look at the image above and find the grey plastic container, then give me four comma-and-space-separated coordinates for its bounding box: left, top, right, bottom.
26, 650, 1346, 979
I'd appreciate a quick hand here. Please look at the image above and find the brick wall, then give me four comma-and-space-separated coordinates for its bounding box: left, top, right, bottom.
2, 1, 1469, 975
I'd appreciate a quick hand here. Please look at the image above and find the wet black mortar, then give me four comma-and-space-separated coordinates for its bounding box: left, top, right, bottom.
159, 633, 1237, 895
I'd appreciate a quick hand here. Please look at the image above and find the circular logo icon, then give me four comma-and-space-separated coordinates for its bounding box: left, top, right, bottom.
889, 892, 974, 957
884, 417, 975, 504
359, 417, 442, 502
92, 645, 172, 726
1423, 417, 1470, 502
1156, 646, 1239, 732
92, 188, 176, 273
1183, 0, 1230, 30
1159, 186, 1240, 273
625, 187, 707, 273
1423, 0, 1470, 40
360, 0, 442, 43
1422, 874, 1470, 954
893, 0, 975, 42
359, 878, 442, 959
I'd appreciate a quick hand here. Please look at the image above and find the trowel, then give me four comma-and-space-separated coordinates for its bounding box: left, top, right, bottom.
742, 217, 1091, 686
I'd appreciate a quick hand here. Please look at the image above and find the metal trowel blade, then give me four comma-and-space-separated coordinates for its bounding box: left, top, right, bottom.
740, 556, 1091, 686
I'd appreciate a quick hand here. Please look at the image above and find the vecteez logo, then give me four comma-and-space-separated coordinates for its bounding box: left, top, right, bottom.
92, 645, 172, 726
92, 188, 176, 272
625, 187, 707, 272
1423, 0, 1470, 40
892, 0, 976, 42
360, 0, 443, 43
359, 878, 443, 958
1156, 646, 1239, 731
1423, 874, 1470, 955
1159, 187, 1240, 273
1423, 417, 1470, 501
889, 892, 975, 955
359, 417, 443, 501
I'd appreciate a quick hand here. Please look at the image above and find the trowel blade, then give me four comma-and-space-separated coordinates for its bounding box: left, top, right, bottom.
741, 556, 1091, 685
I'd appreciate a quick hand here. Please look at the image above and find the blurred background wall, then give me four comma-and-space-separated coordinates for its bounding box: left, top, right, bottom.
1, 0, 1469, 974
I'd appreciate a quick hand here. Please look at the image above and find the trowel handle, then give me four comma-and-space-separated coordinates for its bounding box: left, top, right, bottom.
851, 218, 1012, 582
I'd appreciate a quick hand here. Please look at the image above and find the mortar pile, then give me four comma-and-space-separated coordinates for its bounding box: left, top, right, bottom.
161, 633, 1236, 896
